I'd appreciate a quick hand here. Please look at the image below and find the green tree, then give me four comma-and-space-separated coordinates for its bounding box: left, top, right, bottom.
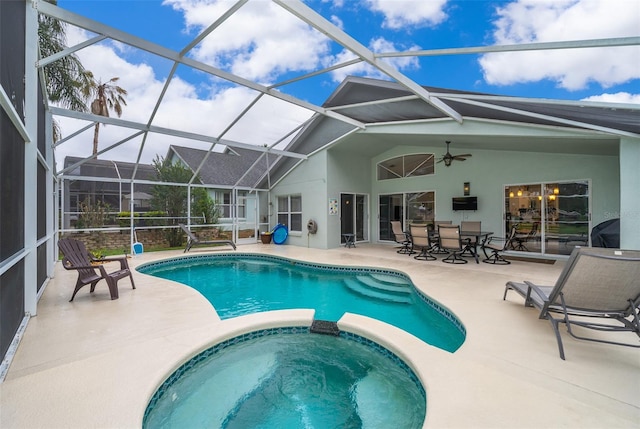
150, 156, 218, 246
38, 0, 93, 141
89, 76, 127, 156
191, 188, 220, 225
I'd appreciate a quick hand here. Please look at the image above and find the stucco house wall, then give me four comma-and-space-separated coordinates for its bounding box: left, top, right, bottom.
272, 120, 621, 251
271, 151, 329, 248
325, 149, 372, 248
371, 145, 619, 242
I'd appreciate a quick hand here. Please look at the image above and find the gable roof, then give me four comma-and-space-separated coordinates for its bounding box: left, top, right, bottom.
63, 156, 157, 181
262, 76, 639, 187
323, 77, 639, 135
169, 145, 268, 189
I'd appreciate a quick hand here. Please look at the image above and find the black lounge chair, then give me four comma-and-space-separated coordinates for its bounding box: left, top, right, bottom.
482, 225, 518, 265
504, 247, 640, 359
179, 224, 236, 252
58, 238, 136, 302
512, 222, 539, 251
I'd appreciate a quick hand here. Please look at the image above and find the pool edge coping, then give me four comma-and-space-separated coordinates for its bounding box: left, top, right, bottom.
139, 309, 445, 429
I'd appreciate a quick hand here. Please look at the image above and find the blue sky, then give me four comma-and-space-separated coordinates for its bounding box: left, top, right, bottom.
53, 0, 639, 165
57, 0, 640, 102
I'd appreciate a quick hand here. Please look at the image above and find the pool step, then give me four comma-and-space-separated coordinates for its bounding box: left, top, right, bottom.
239, 259, 279, 267
355, 275, 412, 295
369, 273, 410, 286
343, 279, 412, 304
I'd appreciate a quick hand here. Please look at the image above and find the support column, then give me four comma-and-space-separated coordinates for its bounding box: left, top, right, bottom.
619, 137, 640, 250
23, 0, 39, 315
45, 111, 55, 278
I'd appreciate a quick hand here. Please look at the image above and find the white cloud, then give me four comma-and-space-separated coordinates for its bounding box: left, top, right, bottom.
55, 24, 312, 170
364, 0, 448, 29
581, 92, 640, 104
479, 0, 640, 90
164, 0, 331, 82
330, 37, 421, 82
330, 14, 344, 29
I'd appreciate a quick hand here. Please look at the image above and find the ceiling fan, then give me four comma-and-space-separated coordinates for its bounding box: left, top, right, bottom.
437, 141, 472, 167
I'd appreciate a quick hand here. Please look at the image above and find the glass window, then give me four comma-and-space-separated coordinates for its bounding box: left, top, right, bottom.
379, 192, 435, 241
505, 181, 590, 256
220, 191, 231, 218
407, 192, 435, 224
278, 196, 289, 211
236, 191, 247, 219
377, 154, 434, 181
277, 195, 302, 233
290, 195, 301, 212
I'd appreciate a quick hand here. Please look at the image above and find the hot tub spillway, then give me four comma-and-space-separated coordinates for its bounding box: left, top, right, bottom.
310, 319, 340, 336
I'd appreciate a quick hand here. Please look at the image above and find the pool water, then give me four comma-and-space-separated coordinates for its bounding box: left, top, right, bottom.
143, 330, 426, 429
139, 254, 465, 352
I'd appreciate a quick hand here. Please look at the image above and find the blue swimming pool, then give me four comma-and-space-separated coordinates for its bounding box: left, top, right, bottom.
138, 253, 465, 352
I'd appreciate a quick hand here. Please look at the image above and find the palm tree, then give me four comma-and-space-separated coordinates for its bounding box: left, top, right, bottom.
38, 0, 93, 141
89, 77, 127, 156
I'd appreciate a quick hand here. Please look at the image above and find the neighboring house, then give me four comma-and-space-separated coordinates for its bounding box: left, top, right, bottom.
166, 145, 271, 241
264, 76, 639, 257
61, 157, 157, 228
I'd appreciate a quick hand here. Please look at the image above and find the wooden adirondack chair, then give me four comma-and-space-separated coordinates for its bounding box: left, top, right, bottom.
58, 238, 136, 302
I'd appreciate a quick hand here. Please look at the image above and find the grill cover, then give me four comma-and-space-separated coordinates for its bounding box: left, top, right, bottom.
590, 218, 620, 248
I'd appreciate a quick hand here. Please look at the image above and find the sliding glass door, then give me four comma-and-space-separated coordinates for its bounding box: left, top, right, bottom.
379, 191, 435, 242
379, 194, 403, 241
341, 193, 369, 244
505, 180, 590, 256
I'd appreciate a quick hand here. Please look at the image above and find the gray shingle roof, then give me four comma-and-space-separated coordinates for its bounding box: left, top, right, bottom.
169, 145, 268, 188
64, 156, 157, 181
262, 76, 639, 187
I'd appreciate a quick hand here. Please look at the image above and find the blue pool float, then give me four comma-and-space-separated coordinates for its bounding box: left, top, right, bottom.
272, 224, 288, 245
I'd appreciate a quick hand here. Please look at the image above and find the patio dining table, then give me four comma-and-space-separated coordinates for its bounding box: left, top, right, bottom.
460, 230, 494, 263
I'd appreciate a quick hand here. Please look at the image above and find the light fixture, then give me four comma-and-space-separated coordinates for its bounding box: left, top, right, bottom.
509, 192, 514, 198
463, 182, 470, 196
549, 195, 556, 201
517, 189, 523, 197
538, 195, 542, 201
444, 157, 452, 167
553, 187, 559, 195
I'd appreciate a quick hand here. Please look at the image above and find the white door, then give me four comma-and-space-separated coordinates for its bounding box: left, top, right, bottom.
234, 190, 258, 244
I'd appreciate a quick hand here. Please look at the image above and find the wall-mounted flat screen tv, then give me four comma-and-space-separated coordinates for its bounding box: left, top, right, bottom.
452, 196, 477, 211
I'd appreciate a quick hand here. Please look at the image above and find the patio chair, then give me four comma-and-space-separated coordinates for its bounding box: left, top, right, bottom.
390, 221, 415, 255
460, 220, 481, 257
512, 222, 539, 251
179, 224, 236, 252
58, 238, 136, 302
438, 224, 470, 264
409, 224, 436, 261
504, 247, 640, 359
481, 225, 518, 265
429, 220, 452, 254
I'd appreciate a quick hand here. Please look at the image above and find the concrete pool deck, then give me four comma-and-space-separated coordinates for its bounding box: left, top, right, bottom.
1, 243, 638, 428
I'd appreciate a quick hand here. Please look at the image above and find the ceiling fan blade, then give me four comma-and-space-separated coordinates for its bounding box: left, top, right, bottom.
454, 154, 472, 158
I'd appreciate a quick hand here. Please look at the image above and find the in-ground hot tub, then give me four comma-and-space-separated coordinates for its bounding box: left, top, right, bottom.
143, 327, 426, 428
